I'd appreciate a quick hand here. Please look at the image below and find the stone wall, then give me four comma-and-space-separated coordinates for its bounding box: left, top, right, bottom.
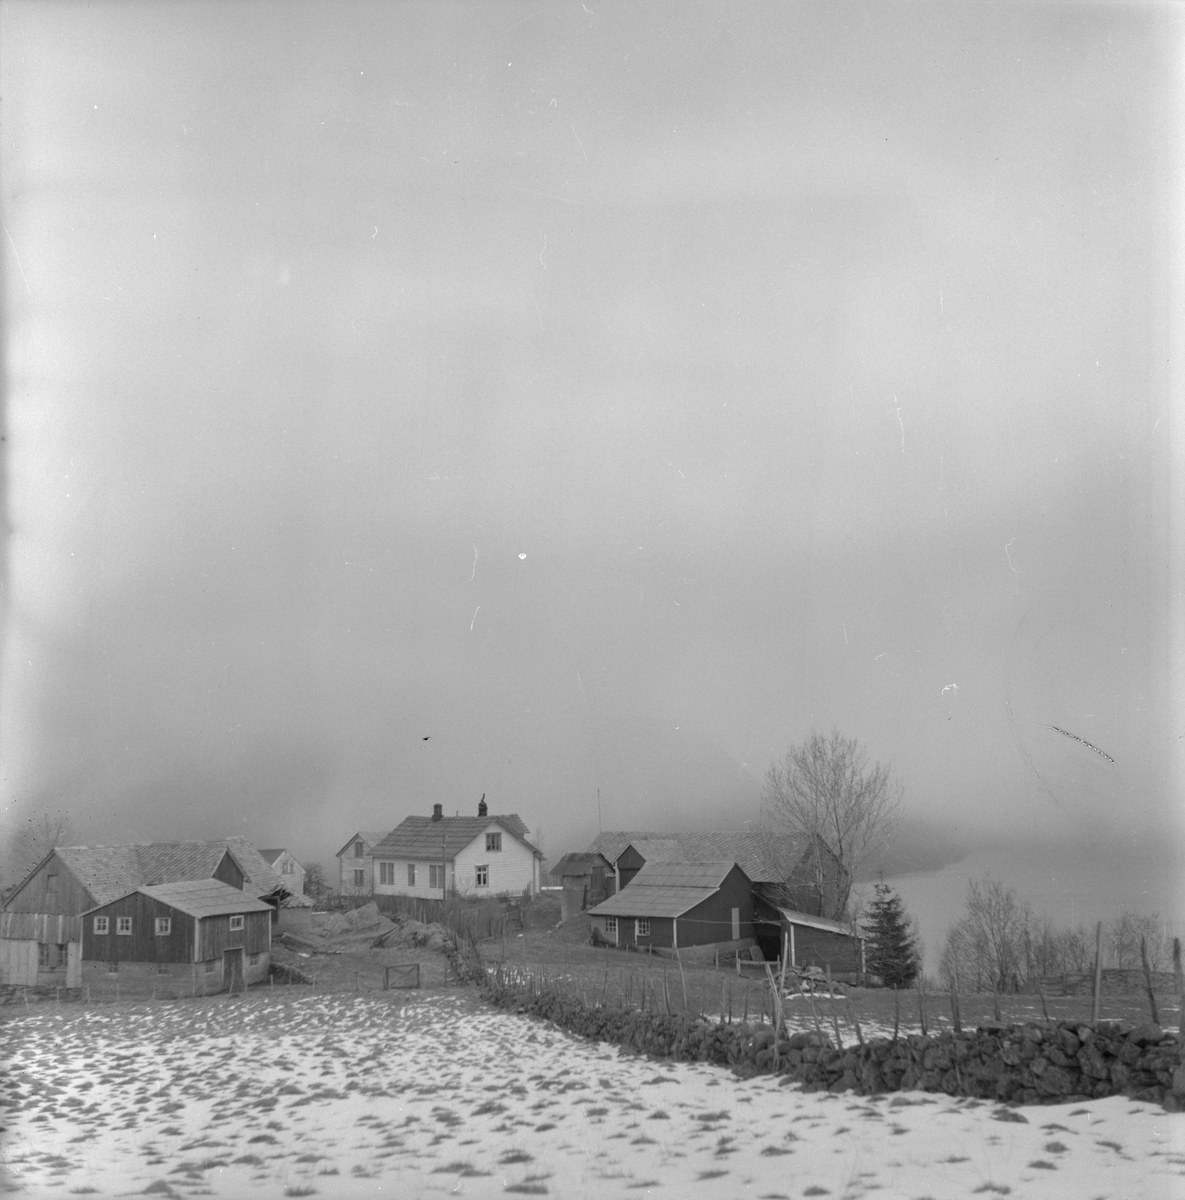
482, 979, 1184, 1110
1026, 968, 1177, 997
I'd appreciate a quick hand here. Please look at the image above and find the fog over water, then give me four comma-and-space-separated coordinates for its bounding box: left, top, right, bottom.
2, 2, 1181, 951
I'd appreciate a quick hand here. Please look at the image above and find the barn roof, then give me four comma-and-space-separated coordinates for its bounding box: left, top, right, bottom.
588, 861, 750, 919
589, 831, 809, 884
374, 815, 540, 860
628, 859, 737, 888
49, 838, 284, 907
589, 887, 720, 919
550, 852, 611, 876
622, 838, 686, 863
587, 831, 663, 863
777, 907, 865, 939
134, 879, 273, 918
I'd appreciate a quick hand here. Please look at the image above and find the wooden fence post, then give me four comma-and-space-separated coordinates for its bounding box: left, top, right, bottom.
1172, 938, 1184, 1037
1139, 937, 1160, 1026
1091, 921, 1104, 1023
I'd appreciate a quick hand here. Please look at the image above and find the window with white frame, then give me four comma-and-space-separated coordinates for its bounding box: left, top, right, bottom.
429, 863, 445, 889
406, 863, 416, 887
204, 960, 216, 973
249, 952, 260, 965
93, 917, 109, 935
155, 917, 171, 936
282, 860, 294, 874
228, 915, 244, 931
485, 832, 502, 852
475, 864, 489, 887
636, 918, 650, 938
116, 917, 132, 935
107, 961, 119, 975
604, 916, 617, 937
157, 963, 169, 975
378, 861, 395, 886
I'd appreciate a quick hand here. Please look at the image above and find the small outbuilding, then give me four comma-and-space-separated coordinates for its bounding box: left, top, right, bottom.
588, 860, 754, 959
777, 908, 866, 981
258, 849, 311, 906
549, 852, 615, 922
82, 878, 273, 996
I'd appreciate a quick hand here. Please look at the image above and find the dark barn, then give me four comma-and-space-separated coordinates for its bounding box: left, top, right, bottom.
82, 878, 272, 996
777, 908, 866, 980
588, 861, 754, 958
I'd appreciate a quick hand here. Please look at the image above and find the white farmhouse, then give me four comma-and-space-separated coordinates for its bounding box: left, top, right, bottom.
258, 849, 306, 899
371, 798, 542, 898
335, 831, 389, 896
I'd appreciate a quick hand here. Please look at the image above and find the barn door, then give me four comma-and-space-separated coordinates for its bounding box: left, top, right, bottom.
223, 948, 244, 992
731, 908, 740, 941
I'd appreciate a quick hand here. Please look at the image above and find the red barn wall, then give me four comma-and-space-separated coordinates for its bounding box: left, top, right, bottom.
83, 894, 196, 963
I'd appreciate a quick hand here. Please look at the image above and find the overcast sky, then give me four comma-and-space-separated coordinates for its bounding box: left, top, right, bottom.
2, 3, 1181, 931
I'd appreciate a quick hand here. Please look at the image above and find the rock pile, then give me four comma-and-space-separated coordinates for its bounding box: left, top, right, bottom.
483, 980, 1184, 1110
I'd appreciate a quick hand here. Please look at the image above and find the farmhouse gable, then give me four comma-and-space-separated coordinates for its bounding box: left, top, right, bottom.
335, 831, 388, 895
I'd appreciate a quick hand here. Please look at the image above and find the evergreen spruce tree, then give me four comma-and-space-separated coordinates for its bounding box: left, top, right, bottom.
866, 883, 920, 988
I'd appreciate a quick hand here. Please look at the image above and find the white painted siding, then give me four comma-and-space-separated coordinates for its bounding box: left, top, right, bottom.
453, 825, 537, 896
273, 852, 306, 895
371, 859, 456, 899
0, 939, 38, 985
338, 844, 375, 894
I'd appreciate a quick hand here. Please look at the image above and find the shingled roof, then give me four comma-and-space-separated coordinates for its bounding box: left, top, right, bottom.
587, 831, 663, 863
132, 879, 275, 919
550, 852, 612, 877
589, 860, 749, 918
48, 838, 284, 908
373, 814, 540, 860
589, 830, 811, 885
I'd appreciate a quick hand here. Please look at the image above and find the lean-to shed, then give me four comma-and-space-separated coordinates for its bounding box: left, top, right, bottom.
777, 908, 866, 980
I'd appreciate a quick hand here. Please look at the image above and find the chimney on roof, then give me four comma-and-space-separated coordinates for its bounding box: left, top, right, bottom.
478, 794, 487, 817
432, 803, 443, 822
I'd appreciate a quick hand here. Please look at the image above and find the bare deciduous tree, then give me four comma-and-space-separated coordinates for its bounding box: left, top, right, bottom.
759, 729, 901, 919
12, 812, 74, 873
1110, 911, 1164, 972
302, 862, 329, 900
939, 876, 1034, 993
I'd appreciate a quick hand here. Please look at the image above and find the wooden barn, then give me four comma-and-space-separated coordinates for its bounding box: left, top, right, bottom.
588, 861, 754, 958
82, 878, 273, 995
549, 852, 615, 922
0, 837, 286, 989
776, 907, 866, 981
590, 830, 850, 961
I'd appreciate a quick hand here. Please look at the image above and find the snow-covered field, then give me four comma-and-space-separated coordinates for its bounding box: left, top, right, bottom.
2, 991, 1183, 1198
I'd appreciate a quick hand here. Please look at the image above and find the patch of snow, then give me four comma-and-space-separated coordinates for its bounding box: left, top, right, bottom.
1, 993, 1181, 1198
